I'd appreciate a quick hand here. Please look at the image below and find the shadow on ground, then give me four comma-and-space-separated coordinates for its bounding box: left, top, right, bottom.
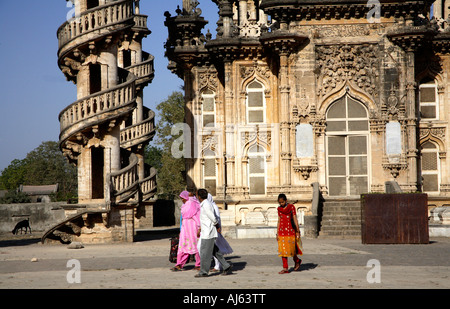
134, 227, 180, 242
0, 233, 41, 248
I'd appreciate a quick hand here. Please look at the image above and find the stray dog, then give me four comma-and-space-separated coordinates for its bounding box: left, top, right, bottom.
12, 219, 32, 235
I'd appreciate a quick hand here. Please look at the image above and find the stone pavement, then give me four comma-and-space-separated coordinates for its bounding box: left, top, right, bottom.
0, 230, 449, 290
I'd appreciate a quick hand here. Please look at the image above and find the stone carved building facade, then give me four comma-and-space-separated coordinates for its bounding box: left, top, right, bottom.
165, 0, 450, 236
43, 0, 157, 244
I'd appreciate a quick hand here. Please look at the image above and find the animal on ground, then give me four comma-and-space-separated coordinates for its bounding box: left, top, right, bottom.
12, 219, 32, 235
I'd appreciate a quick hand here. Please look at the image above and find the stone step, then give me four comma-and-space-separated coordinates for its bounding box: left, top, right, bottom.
321, 225, 361, 231
321, 219, 362, 226
323, 201, 361, 207
319, 200, 362, 238
322, 205, 361, 211
319, 232, 361, 238
322, 211, 362, 217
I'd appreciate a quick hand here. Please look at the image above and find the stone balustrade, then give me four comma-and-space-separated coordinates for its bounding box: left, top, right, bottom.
126, 52, 155, 83
59, 78, 136, 135
133, 14, 148, 30
110, 153, 139, 203
140, 167, 157, 201
120, 110, 155, 146
58, 0, 134, 50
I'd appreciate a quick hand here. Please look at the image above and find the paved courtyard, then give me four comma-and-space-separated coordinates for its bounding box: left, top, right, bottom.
0, 230, 449, 290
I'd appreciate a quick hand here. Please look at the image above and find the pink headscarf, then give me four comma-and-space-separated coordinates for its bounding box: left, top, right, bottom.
179, 191, 190, 200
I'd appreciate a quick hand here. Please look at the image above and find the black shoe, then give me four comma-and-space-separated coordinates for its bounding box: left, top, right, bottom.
195, 273, 209, 278
222, 263, 233, 275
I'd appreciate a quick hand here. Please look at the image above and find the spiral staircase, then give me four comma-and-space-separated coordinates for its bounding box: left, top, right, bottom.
43, 0, 156, 244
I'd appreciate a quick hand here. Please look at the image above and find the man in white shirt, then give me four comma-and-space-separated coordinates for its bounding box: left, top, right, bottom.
195, 189, 232, 277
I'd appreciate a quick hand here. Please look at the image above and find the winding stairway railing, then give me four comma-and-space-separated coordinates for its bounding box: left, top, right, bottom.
141, 164, 157, 202
57, 0, 135, 57
120, 107, 155, 149
126, 51, 155, 86
59, 71, 137, 145
108, 153, 140, 205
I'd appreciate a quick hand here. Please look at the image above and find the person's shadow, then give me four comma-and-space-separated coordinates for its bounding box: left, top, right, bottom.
292, 263, 318, 272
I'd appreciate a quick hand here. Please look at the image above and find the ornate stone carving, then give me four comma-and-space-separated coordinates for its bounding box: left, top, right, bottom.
382, 155, 408, 178
387, 85, 400, 116
315, 44, 380, 100
310, 24, 371, 38
198, 70, 218, 90
202, 134, 218, 153
293, 158, 318, 180
419, 126, 446, 140
293, 85, 310, 121
241, 130, 272, 149
239, 64, 271, 87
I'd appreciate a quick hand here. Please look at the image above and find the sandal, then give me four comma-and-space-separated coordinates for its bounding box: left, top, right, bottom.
294, 259, 302, 271
170, 266, 183, 272
278, 269, 290, 274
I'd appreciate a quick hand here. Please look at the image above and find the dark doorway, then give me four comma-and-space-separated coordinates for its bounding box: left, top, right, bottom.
89, 64, 102, 95
87, 0, 99, 10
122, 50, 132, 68
91, 147, 104, 199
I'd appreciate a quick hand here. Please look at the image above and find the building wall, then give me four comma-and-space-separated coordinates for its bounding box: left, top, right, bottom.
0, 203, 66, 233
165, 0, 450, 228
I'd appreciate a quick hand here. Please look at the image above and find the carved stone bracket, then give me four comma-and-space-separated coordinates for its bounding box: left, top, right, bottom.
293, 158, 318, 180
382, 155, 408, 178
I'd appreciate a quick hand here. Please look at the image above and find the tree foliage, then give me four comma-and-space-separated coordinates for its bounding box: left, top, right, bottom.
145, 91, 186, 200
0, 141, 77, 203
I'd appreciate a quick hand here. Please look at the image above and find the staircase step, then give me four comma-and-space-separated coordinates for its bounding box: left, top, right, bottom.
319, 200, 362, 238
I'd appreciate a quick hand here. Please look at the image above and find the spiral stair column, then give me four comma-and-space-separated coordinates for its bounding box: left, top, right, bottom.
42, 0, 156, 244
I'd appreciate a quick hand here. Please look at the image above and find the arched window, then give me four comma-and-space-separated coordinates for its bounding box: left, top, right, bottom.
326, 95, 369, 196
203, 148, 217, 196
419, 77, 439, 120
248, 144, 266, 195
421, 141, 440, 193
202, 90, 215, 127
246, 80, 265, 124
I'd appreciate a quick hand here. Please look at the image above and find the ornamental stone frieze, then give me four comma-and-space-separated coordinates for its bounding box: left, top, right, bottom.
419, 126, 446, 140
315, 44, 380, 102
239, 64, 272, 82
241, 130, 272, 150
202, 134, 219, 153
198, 69, 219, 91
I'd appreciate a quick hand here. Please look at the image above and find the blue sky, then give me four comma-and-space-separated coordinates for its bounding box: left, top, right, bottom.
0, 0, 218, 172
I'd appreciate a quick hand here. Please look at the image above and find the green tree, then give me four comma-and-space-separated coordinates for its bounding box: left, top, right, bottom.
145, 91, 186, 199
0, 141, 77, 202
0, 190, 31, 204
0, 159, 27, 190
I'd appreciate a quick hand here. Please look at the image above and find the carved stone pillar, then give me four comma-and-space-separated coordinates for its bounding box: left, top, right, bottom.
224, 60, 235, 187
405, 49, 419, 190
135, 0, 140, 14
239, 0, 248, 27
184, 67, 196, 189
280, 53, 292, 186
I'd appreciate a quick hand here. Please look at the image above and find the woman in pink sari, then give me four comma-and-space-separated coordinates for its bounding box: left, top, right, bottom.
171, 191, 201, 271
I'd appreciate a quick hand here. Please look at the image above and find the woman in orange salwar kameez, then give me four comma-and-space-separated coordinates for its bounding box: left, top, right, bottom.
276, 194, 303, 274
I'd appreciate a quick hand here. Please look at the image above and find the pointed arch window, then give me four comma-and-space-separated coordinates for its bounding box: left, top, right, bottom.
248, 144, 266, 195
419, 78, 439, 120
421, 141, 440, 193
326, 95, 370, 196
202, 90, 216, 127
246, 80, 265, 124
